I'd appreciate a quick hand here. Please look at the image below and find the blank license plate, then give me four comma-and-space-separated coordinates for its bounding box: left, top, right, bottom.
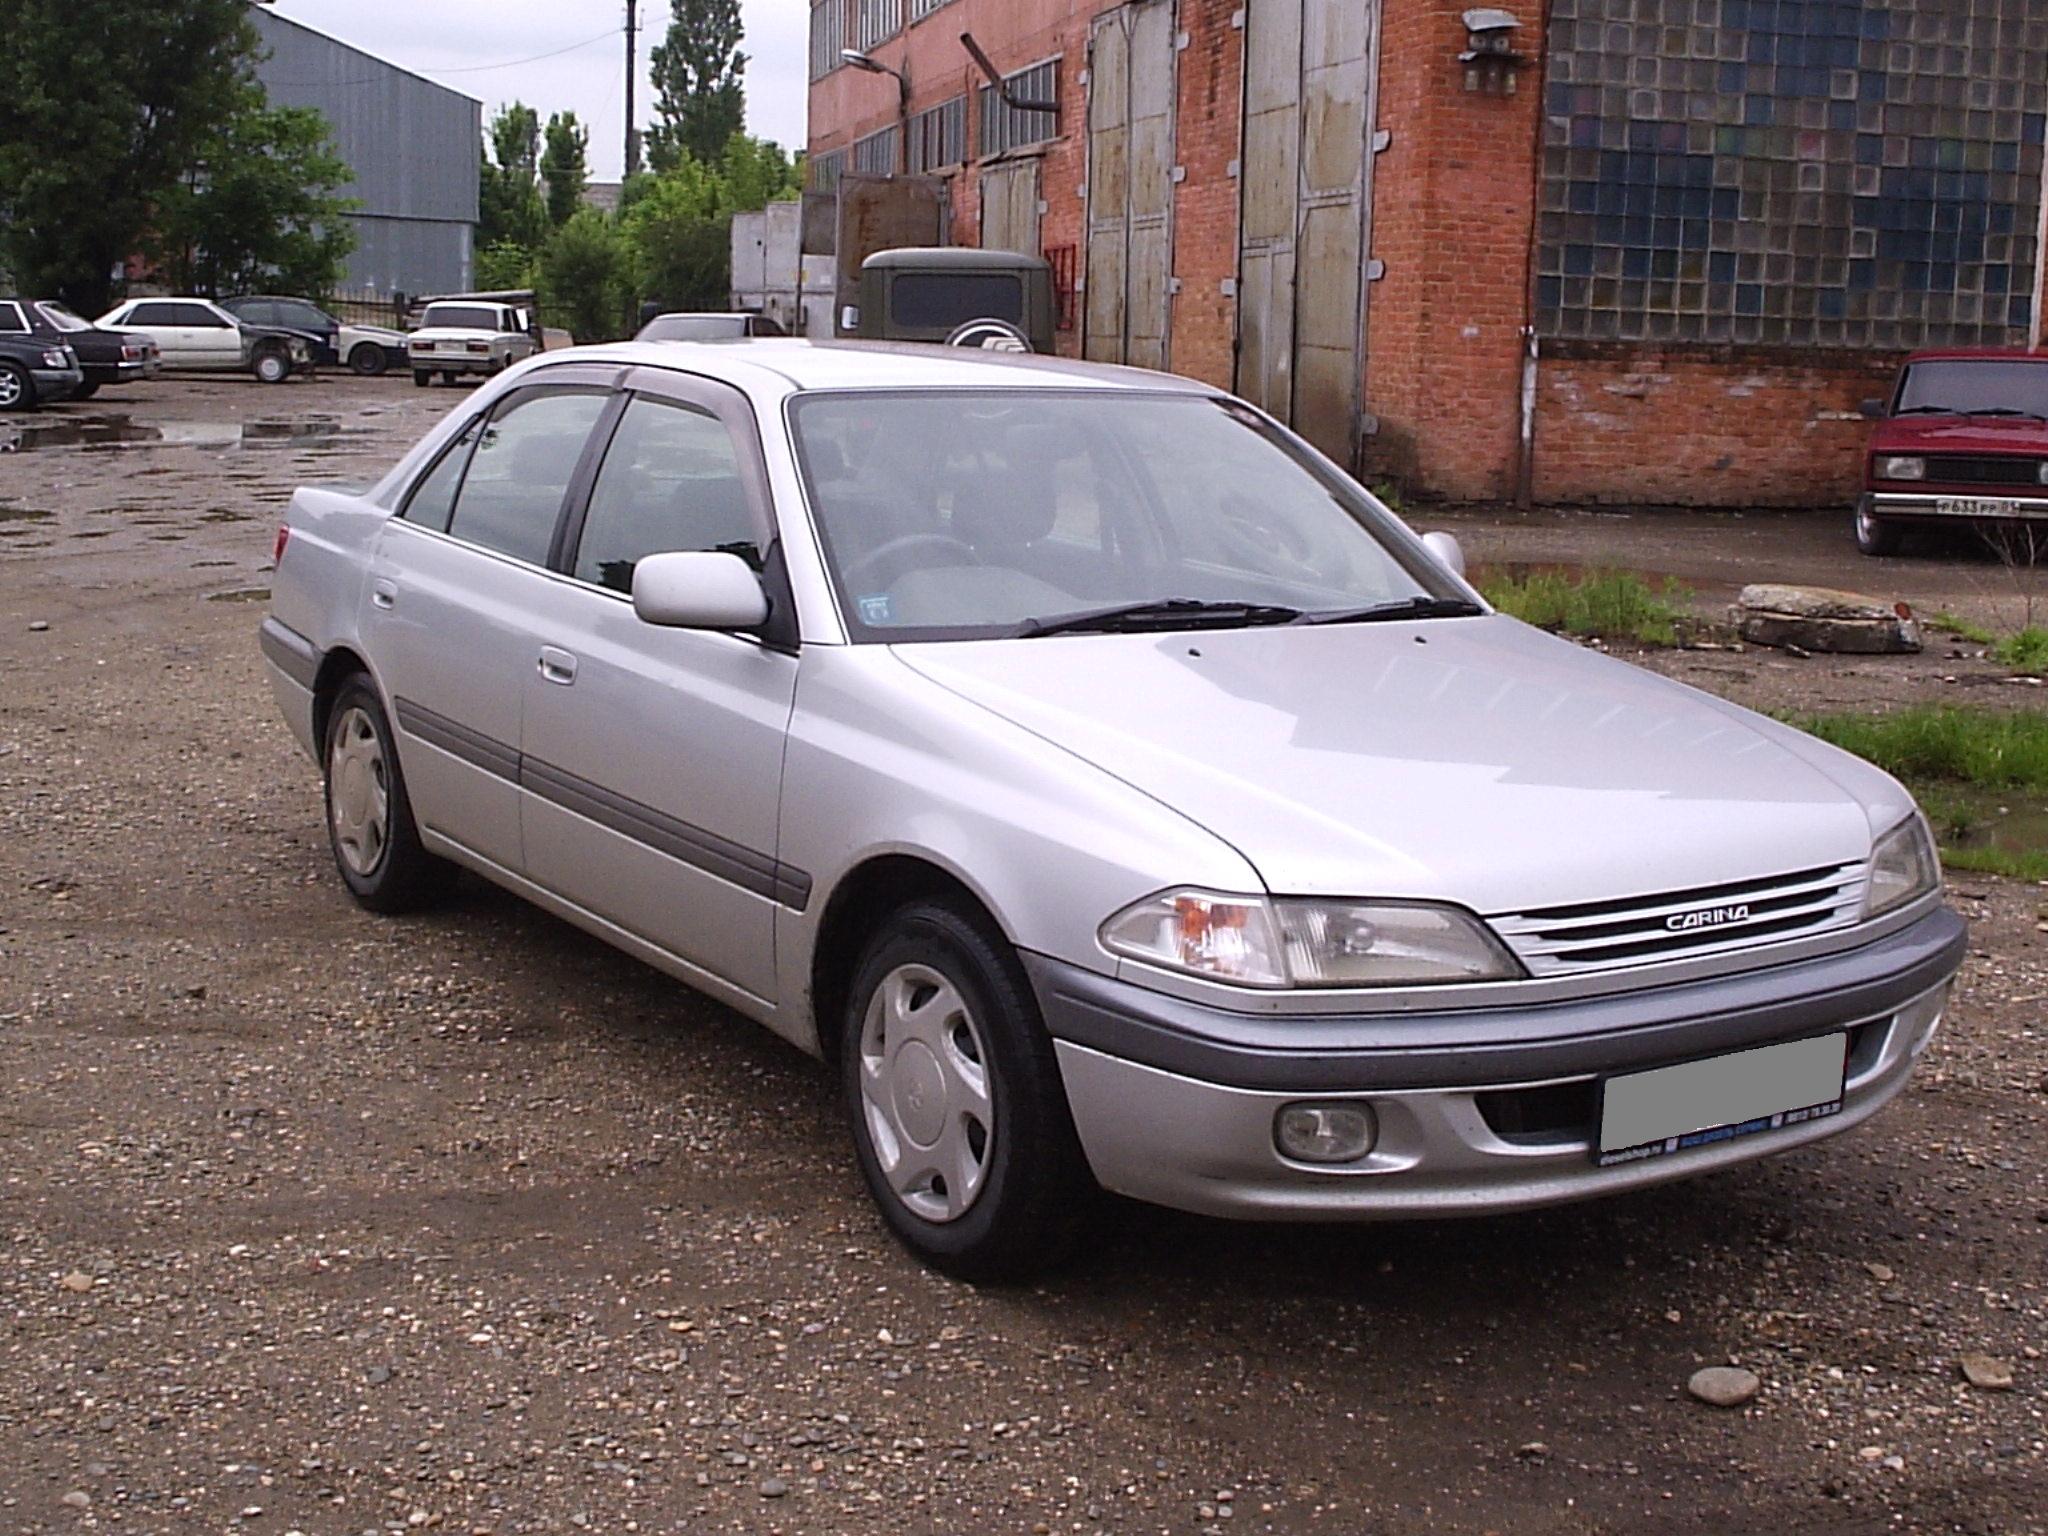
1596, 1033, 1846, 1167
1936, 496, 2016, 517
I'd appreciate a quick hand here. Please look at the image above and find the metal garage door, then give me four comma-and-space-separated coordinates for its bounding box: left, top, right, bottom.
1236, 0, 1378, 465
1085, 2, 1178, 369
979, 159, 1042, 257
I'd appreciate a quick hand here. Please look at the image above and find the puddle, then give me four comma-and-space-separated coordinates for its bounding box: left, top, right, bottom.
1925, 786, 2048, 874
0, 415, 355, 452
200, 508, 253, 523
206, 587, 271, 603
0, 506, 53, 523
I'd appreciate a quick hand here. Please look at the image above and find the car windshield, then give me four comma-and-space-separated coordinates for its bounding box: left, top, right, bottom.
1893, 359, 2048, 417
788, 390, 1457, 640
422, 305, 502, 331
35, 302, 91, 333
638, 314, 748, 341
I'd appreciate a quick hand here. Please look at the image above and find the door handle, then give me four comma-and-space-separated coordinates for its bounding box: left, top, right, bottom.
370, 578, 397, 610
538, 646, 578, 686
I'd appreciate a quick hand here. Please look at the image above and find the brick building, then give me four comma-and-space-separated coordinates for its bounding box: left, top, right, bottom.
808, 0, 2048, 508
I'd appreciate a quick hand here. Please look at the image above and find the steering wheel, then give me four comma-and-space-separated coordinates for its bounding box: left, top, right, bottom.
842, 532, 983, 591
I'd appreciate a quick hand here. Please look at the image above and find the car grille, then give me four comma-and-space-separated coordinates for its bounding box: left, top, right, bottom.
1924, 454, 2043, 487
1491, 862, 1866, 976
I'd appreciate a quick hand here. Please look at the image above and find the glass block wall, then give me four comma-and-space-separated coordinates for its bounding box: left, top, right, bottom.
1537, 0, 2048, 348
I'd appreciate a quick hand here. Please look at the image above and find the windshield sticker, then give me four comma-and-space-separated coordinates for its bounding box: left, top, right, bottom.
857, 594, 893, 625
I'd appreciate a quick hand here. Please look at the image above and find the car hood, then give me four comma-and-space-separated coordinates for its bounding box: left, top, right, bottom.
890, 616, 1909, 913
1869, 416, 2048, 454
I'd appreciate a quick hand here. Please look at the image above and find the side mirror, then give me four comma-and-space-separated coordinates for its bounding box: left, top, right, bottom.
839, 304, 861, 332
1421, 530, 1467, 579
632, 551, 770, 630
1858, 397, 1886, 419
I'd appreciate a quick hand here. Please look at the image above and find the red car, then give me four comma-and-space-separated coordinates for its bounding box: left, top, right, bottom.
1858, 348, 2048, 555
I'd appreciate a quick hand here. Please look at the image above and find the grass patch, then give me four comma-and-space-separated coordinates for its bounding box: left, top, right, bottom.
1478, 567, 1691, 647
1926, 609, 1996, 644
1792, 707, 2048, 881
1993, 626, 2048, 672
1794, 706, 2048, 789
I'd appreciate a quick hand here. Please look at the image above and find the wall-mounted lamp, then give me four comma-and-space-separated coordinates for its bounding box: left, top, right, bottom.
1459, 9, 1527, 95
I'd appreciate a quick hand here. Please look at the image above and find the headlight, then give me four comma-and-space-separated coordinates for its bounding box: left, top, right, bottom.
1864, 815, 1939, 919
2036, 460, 2048, 485
1099, 889, 1524, 988
1875, 454, 1925, 481
41, 349, 68, 368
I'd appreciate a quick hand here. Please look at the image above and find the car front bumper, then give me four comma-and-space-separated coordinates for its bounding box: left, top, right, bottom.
1868, 490, 2048, 520
1029, 906, 1966, 1220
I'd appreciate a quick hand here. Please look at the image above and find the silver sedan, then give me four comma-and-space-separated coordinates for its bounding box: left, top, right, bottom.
260, 341, 1964, 1279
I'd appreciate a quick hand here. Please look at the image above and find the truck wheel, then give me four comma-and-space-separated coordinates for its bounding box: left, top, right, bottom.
349, 344, 388, 377
411, 369, 431, 387
322, 675, 454, 913
841, 899, 1094, 1283
0, 362, 34, 412
253, 346, 292, 384
1854, 498, 1903, 557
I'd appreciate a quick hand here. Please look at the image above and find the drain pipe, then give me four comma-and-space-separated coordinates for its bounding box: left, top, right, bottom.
1517, 326, 1538, 507
1514, 0, 1555, 509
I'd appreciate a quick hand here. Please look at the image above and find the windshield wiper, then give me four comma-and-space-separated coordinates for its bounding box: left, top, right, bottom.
1298, 595, 1485, 626
1894, 405, 2048, 420
1016, 598, 1303, 637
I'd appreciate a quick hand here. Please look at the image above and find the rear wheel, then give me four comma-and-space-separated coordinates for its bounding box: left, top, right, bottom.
322, 676, 453, 913
253, 346, 292, 384
350, 344, 388, 377
70, 380, 100, 401
1854, 498, 1904, 556
0, 362, 33, 412
442, 370, 459, 385
411, 368, 431, 387
841, 900, 1094, 1282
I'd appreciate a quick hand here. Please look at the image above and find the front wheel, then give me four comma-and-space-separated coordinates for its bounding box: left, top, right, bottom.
322, 676, 453, 913
252, 347, 292, 384
841, 900, 1094, 1282
0, 362, 34, 412
1854, 498, 1904, 556
349, 344, 388, 377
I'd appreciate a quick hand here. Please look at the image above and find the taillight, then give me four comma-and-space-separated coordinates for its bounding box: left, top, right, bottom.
272, 525, 291, 565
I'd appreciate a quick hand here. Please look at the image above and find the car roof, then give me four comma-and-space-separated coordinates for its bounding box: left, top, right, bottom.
861, 246, 1050, 272
546, 338, 1219, 396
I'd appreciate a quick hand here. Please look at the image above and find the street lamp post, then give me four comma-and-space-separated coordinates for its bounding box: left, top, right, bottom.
842, 49, 911, 175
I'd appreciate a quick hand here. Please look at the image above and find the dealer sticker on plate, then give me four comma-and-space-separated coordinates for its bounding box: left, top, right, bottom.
1596, 1032, 1848, 1167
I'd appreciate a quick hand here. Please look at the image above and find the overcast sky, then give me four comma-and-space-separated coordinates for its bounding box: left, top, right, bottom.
265, 1, 808, 180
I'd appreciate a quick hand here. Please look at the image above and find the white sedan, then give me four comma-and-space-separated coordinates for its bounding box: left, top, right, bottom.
259, 341, 1964, 1279
98, 296, 312, 382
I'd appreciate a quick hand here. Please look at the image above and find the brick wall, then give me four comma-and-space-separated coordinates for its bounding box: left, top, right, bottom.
1532, 343, 1898, 508
1163, 0, 1241, 389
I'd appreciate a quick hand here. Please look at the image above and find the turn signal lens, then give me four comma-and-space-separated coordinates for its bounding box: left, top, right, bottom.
1099, 890, 1288, 986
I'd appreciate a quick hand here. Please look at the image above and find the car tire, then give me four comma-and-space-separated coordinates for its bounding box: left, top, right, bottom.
442, 371, 459, 385
412, 369, 431, 387
0, 361, 34, 412
253, 346, 292, 385
322, 675, 454, 914
70, 380, 100, 401
841, 899, 1094, 1283
349, 344, 388, 377
1854, 497, 1904, 556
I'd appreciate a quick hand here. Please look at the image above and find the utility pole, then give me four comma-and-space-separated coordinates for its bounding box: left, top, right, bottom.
624, 0, 640, 177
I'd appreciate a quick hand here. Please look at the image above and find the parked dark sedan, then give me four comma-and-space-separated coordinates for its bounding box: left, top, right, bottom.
0, 328, 84, 411
0, 297, 160, 399
221, 295, 342, 368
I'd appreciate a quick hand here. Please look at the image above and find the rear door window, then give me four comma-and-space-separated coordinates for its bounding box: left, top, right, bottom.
176, 303, 231, 327
129, 301, 180, 326
445, 389, 611, 565
401, 420, 484, 534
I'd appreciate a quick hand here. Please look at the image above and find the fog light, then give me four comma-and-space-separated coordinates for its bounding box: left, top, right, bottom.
1274, 1102, 1378, 1164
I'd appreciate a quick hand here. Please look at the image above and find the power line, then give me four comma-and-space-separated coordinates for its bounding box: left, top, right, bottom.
259, 26, 624, 90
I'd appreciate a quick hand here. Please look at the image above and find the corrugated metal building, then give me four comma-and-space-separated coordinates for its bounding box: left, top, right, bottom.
250, 5, 480, 296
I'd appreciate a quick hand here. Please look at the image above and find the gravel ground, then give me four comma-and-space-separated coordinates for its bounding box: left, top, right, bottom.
1, 373, 2042, 1534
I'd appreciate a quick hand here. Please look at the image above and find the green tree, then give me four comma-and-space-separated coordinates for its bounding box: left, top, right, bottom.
619, 135, 804, 314
479, 102, 546, 250
0, 0, 261, 313
538, 208, 627, 343
719, 134, 802, 213
474, 238, 538, 293
541, 111, 589, 228
646, 0, 747, 171
155, 103, 357, 296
